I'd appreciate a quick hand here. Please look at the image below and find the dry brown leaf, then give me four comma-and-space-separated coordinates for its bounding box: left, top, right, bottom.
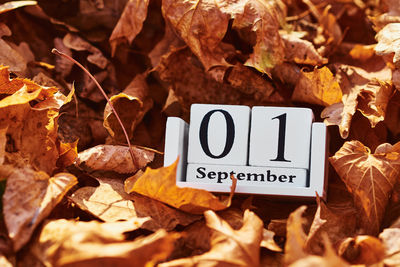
70, 177, 139, 222
0, 66, 73, 174
292, 66, 342, 106
226, 64, 284, 103
162, 0, 232, 80
330, 141, 400, 235
32, 219, 178, 267
0, 255, 12, 267
109, 0, 150, 56
70, 177, 200, 231
159, 210, 263, 267
157, 47, 251, 111
289, 235, 350, 267
125, 160, 234, 214
284, 206, 308, 265
76, 144, 154, 174
56, 139, 78, 169
338, 235, 385, 265
261, 229, 282, 252
0, 127, 6, 166
0, 1, 37, 14
148, 21, 184, 68
322, 63, 393, 138
280, 30, 328, 66
305, 195, 357, 254
375, 23, 400, 67
379, 228, 400, 266
232, 0, 286, 74
103, 73, 153, 142
3, 166, 76, 250
63, 33, 108, 69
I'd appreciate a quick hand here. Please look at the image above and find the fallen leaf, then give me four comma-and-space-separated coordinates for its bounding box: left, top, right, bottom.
70, 177, 200, 231
156, 47, 249, 111
32, 219, 178, 267
162, 0, 232, 79
0, 67, 72, 174
261, 229, 282, 252
109, 0, 150, 56
56, 139, 78, 169
305, 195, 357, 254
232, 0, 286, 74
284, 206, 308, 265
3, 165, 77, 250
379, 228, 400, 266
330, 141, 400, 235
125, 160, 234, 214
226, 64, 284, 103
0, 127, 6, 165
322, 63, 393, 138
0, 1, 37, 14
375, 23, 400, 67
103, 73, 153, 142
280, 30, 328, 66
292, 66, 342, 106
148, 21, 184, 68
76, 144, 154, 174
338, 235, 385, 265
0, 255, 12, 267
63, 33, 109, 69
289, 235, 350, 267
159, 209, 263, 267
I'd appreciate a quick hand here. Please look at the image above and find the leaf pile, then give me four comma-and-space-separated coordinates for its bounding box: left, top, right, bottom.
1, 0, 400, 266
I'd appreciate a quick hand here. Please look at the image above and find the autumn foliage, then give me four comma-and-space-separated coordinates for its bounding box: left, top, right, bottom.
1, 0, 400, 266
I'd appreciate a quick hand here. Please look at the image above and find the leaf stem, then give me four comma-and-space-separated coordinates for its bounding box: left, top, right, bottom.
52, 48, 137, 167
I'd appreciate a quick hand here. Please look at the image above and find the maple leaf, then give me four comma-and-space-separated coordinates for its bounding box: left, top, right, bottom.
125, 160, 235, 214
109, 0, 150, 56
330, 141, 400, 235
2, 165, 76, 250
76, 144, 154, 174
159, 209, 263, 267
32, 219, 179, 267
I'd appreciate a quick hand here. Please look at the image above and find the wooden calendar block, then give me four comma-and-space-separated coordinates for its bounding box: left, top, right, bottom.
164, 117, 189, 182
249, 107, 314, 169
187, 104, 250, 166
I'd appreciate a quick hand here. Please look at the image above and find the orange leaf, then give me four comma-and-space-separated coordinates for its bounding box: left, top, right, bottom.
109, 0, 150, 56
338, 236, 385, 265
292, 66, 342, 106
125, 160, 235, 214
330, 141, 400, 235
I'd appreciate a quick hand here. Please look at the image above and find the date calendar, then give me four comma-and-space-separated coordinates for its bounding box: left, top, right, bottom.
164, 104, 328, 199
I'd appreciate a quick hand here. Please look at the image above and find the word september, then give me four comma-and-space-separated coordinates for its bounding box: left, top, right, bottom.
186, 164, 308, 187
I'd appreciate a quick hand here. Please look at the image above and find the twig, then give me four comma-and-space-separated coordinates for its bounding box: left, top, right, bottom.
52, 48, 137, 166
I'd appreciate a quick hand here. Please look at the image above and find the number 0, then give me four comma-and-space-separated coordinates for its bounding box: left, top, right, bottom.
199, 109, 235, 159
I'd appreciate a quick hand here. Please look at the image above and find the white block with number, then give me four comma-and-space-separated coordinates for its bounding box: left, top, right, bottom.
249, 107, 314, 169
187, 104, 250, 166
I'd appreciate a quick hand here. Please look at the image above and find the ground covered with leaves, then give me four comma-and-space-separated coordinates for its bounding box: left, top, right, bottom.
1, 0, 400, 266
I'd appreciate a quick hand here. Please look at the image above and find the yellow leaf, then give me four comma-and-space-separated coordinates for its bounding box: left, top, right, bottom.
125, 160, 235, 214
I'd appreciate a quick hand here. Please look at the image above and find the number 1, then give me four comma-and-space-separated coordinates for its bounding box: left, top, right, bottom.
271, 113, 290, 162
